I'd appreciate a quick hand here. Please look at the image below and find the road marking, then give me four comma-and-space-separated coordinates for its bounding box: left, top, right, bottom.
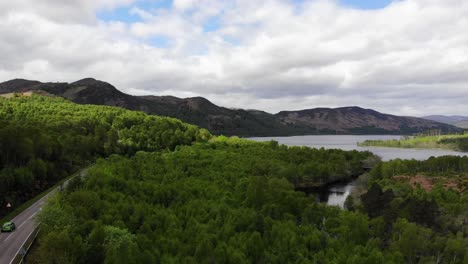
5, 233, 14, 241
1, 166, 92, 264
8, 226, 38, 264
27, 211, 38, 221
13, 211, 39, 234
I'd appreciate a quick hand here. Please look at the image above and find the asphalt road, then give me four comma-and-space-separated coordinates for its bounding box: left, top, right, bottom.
0, 168, 89, 264
0, 191, 52, 264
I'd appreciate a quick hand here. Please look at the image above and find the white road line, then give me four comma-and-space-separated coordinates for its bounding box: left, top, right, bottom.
27, 211, 38, 221
4, 232, 14, 241
16, 211, 38, 231
8, 226, 38, 264
2, 166, 92, 264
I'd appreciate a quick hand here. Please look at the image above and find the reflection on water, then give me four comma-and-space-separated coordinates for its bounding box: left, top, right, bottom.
325, 182, 355, 208
303, 180, 357, 208
251, 135, 468, 207
324, 181, 356, 208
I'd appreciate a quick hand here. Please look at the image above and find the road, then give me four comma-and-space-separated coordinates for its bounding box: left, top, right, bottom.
0, 191, 51, 264
0, 168, 89, 264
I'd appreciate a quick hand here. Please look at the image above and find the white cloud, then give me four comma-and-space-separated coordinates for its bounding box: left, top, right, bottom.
0, 0, 137, 24
173, 0, 197, 10
0, 0, 468, 116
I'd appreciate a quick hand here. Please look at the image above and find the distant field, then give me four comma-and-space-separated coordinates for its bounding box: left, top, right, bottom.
358, 133, 468, 152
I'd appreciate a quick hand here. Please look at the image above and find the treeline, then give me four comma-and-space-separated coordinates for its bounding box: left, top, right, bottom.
0, 95, 211, 218
439, 137, 468, 152
37, 140, 466, 263
213, 136, 374, 187
358, 134, 468, 151
369, 155, 468, 178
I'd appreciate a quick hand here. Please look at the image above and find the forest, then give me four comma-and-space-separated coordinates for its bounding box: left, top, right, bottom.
1, 94, 466, 263
35, 139, 467, 263
0, 95, 211, 218
356, 156, 467, 235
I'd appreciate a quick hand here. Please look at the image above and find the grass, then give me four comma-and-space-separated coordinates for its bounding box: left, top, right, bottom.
358, 133, 468, 152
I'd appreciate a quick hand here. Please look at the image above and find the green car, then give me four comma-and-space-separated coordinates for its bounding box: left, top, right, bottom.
1, 221, 16, 232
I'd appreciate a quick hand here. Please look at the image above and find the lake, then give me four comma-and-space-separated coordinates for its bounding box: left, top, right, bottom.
250, 135, 468, 208
250, 135, 467, 161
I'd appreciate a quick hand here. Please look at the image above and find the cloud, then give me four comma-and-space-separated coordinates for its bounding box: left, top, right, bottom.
173, 0, 197, 10
0, 0, 137, 24
0, 0, 467, 116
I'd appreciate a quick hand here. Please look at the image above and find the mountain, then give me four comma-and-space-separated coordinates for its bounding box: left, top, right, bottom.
422, 115, 468, 129
276, 106, 461, 134
453, 121, 468, 129
0, 78, 461, 136
0, 78, 295, 136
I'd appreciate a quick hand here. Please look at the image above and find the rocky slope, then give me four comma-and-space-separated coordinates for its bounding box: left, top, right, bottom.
0, 78, 460, 136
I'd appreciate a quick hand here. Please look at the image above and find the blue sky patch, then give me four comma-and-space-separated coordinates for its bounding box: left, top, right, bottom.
97, 6, 140, 23
98, 0, 394, 24
97, 0, 173, 22
222, 35, 241, 46
203, 15, 221, 32
339, 0, 393, 10
147, 35, 170, 48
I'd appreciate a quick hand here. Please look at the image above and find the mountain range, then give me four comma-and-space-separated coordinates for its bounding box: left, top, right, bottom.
0, 78, 461, 136
422, 115, 468, 129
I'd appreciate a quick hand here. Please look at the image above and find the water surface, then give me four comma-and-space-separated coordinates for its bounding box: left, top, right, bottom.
250, 135, 468, 207
250, 135, 467, 161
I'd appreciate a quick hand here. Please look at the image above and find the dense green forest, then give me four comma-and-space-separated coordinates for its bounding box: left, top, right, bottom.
0, 95, 211, 218
35, 140, 384, 263
2, 94, 466, 263
358, 134, 468, 152
355, 156, 468, 233
351, 156, 467, 263
36, 139, 466, 263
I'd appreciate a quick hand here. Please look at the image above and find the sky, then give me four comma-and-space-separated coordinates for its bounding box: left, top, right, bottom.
0, 0, 467, 116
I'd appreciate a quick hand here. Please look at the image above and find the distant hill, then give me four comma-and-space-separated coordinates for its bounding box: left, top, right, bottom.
422, 115, 468, 124
0, 78, 461, 136
422, 115, 468, 129
453, 121, 468, 129
276, 106, 461, 134
0, 78, 295, 136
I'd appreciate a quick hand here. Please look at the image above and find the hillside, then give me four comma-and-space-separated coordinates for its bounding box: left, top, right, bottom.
0, 95, 210, 218
422, 115, 468, 129
0, 78, 295, 136
0, 78, 460, 136
454, 121, 468, 129
276, 106, 460, 134
422, 115, 468, 124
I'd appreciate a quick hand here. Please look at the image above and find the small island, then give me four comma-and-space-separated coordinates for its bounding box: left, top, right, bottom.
358, 133, 468, 152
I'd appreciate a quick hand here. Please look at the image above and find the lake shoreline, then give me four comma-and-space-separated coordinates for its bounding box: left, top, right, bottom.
358, 134, 468, 152
250, 135, 468, 161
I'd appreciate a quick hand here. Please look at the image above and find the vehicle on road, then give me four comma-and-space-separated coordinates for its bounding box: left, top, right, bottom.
1, 221, 16, 232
